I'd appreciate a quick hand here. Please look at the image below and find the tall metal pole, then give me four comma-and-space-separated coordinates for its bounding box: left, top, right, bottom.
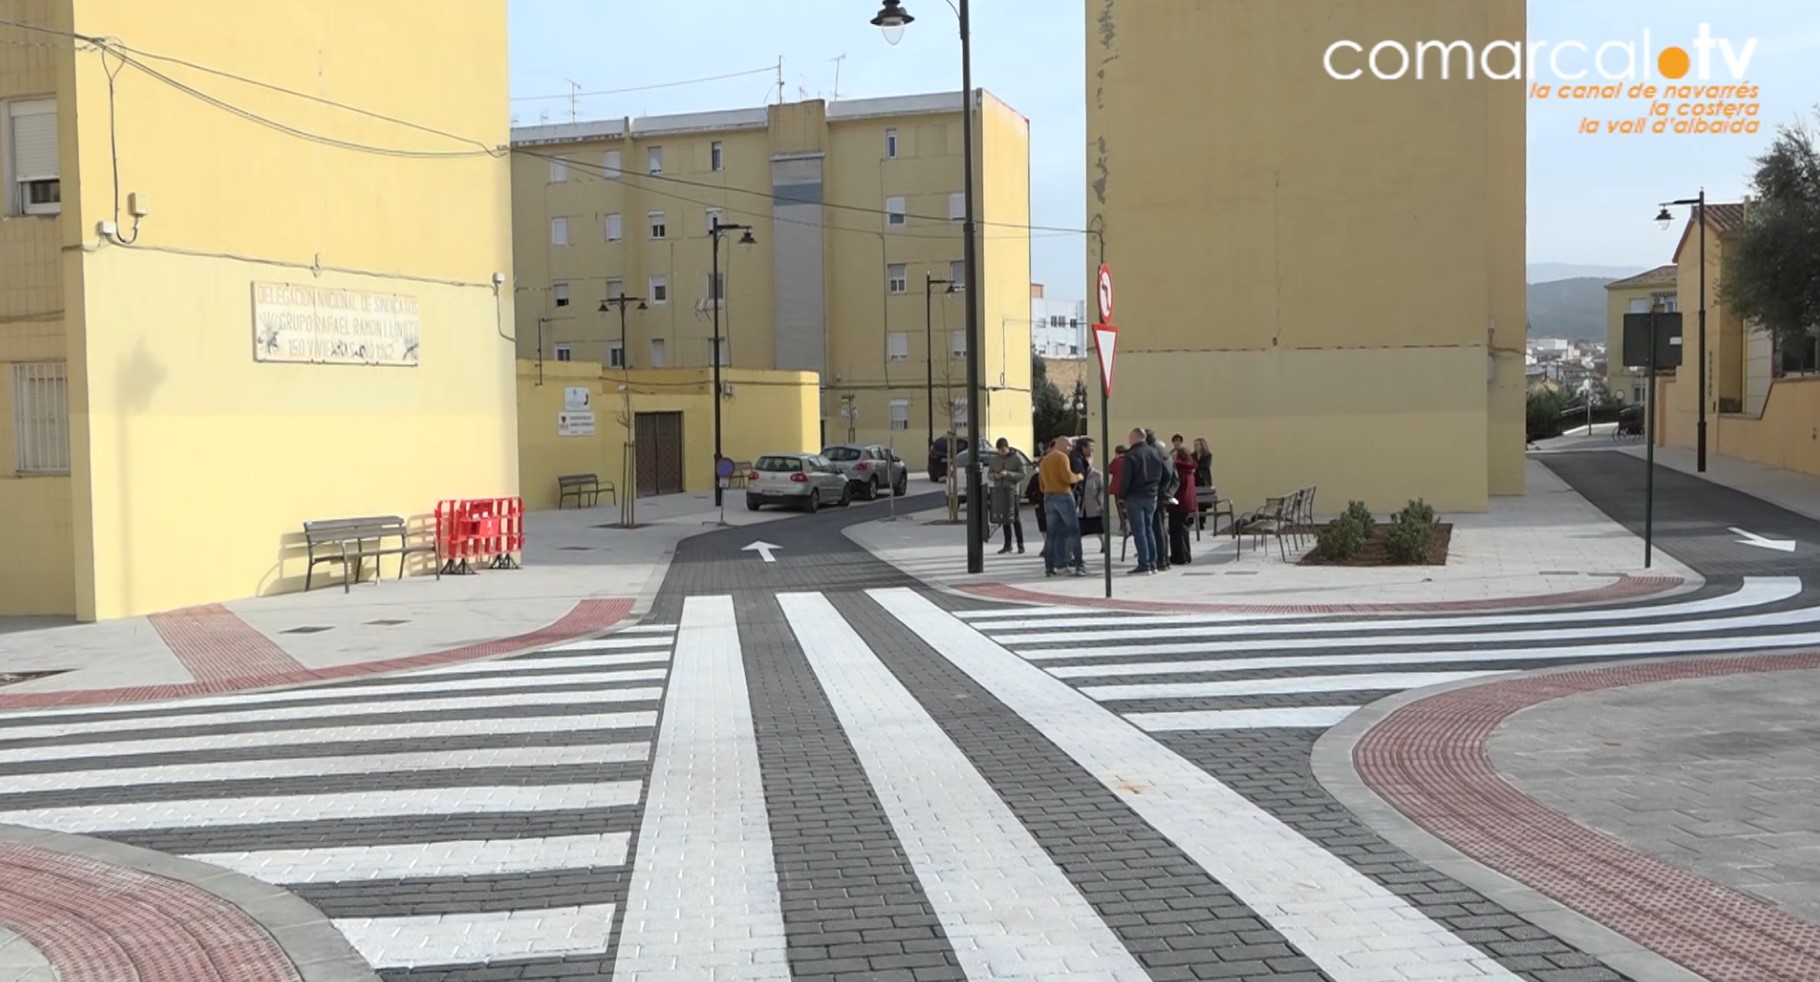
711, 226, 725, 508
925, 274, 936, 451
958, 0, 984, 574
1695, 188, 1708, 472
619, 300, 635, 527
1644, 304, 1659, 569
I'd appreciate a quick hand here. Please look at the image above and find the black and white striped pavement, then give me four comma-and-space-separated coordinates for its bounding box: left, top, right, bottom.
3, 577, 1813, 981
961, 577, 1815, 734
0, 625, 679, 978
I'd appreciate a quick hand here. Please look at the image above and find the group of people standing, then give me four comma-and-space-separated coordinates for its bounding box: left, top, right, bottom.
982, 430, 1212, 578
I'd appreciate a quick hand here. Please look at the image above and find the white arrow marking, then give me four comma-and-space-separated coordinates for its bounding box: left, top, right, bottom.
742, 541, 782, 563
1729, 527, 1797, 553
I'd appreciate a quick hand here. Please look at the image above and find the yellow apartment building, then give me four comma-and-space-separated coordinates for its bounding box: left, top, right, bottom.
1655, 201, 1820, 477
508, 91, 1033, 470
1604, 265, 1679, 405
1084, 0, 1526, 513
0, 0, 517, 620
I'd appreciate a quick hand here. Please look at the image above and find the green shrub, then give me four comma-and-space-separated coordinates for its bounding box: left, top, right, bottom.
1316, 500, 1375, 560
1386, 498, 1438, 564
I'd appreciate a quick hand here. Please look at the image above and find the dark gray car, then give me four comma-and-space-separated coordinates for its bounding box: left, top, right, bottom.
821, 443, 909, 500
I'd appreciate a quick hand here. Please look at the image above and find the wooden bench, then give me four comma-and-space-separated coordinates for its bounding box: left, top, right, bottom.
303, 516, 439, 593
557, 473, 616, 508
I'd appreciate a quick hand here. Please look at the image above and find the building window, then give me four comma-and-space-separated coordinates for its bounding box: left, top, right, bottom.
948, 192, 964, 221
711, 141, 724, 171
890, 398, 910, 430
550, 217, 569, 246
604, 150, 622, 178
705, 207, 725, 233
647, 146, 663, 173
553, 344, 573, 362
950, 396, 967, 425
605, 213, 622, 241
650, 276, 668, 304
553, 282, 570, 308
605, 277, 624, 299
706, 271, 725, 304
1653, 291, 1678, 312
887, 263, 907, 295
886, 196, 906, 226
949, 260, 965, 289
650, 338, 667, 366
712, 339, 729, 366
6, 99, 59, 216
949, 330, 966, 359
607, 341, 626, 369
1627, 297, 1649, 314
888, 331, 909, 362
549, 157, 567, 182
12, 362, 69, 474
885, 128, 898, 158
1633, 384, 1645, 403
649, 211, 666, 239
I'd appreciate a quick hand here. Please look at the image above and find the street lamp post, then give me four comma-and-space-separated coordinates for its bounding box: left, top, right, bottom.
709, 218, 757, 508
924, 272, 955, 453
600, 294, 647, 527
1656, 190, 1707, 472
874, 0, 986, 574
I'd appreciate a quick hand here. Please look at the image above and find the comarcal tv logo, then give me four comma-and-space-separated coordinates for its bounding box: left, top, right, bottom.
1325, 24, 1762, 136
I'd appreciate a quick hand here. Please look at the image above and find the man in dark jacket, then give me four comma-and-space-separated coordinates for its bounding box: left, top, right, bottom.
1120, 428, 1169, 574
1144, 429, 1176, 570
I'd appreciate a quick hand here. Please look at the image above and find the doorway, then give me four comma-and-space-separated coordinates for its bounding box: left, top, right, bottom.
635, 411, 684, 496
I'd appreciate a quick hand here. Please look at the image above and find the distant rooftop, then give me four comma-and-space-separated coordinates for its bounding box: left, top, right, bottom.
1605, 264, 1678, 290
512, 89, 1010, 147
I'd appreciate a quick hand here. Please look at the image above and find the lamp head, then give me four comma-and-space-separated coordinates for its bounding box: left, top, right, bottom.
1655, 206, 1674, 231
737, 228, 757, 252
871, 0, 913, 45
637, 300, 648, 310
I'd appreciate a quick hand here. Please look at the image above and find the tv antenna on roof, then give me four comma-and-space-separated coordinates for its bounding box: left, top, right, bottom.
830, 54, 846, 99
565, 80, 581, 122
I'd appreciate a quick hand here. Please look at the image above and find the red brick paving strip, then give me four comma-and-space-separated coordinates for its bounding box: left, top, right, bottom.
0, 841, 301, 981
1354, 651, 1820, 982
149, 604, 306, 682
956, 573, 1682, 614
0, 597, 633, 712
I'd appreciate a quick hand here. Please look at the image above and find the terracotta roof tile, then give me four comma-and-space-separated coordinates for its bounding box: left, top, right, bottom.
1605, 264, 1679, 289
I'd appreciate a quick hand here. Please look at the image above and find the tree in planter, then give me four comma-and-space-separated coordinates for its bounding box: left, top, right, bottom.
1316, 500, 1374, 560
1720, 108, 1820, 368
1386, 498, 1438, 564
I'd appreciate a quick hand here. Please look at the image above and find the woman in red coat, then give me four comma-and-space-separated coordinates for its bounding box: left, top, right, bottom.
1167, 447, 1197, 565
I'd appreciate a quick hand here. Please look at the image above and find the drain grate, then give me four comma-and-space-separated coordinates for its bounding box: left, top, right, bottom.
559, 546, 593, 551
366, 619, 410, 626
280, 626, 335, 635
0, 670, 66, 689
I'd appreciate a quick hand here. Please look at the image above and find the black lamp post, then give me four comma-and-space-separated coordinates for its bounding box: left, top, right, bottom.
924, 272, 955, 452
598, 294, 647, 370
874, 0, 986, 574
1656, 189, 1707, 472
709, 218, 756, 507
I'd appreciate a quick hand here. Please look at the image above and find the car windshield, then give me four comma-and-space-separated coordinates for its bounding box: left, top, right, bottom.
756, 456, 803, 472
822, 447, 862, 461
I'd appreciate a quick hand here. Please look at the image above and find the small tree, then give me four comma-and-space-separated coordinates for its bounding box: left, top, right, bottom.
1721, 107, 1820, 360
1031, 353, 1072, 447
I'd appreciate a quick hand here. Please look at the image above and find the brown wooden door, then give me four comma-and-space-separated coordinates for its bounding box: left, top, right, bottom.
635, 411, 684, 497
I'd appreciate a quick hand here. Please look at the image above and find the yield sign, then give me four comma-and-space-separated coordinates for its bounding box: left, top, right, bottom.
1092, 323, 1118, 398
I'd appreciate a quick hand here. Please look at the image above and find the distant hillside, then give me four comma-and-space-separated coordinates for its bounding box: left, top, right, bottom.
1526, 277, 1611, 340
1527, 263, 1646, 283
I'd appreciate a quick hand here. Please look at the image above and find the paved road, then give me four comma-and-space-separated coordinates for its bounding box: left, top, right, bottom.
1542, 451, 1820, 577
4, 493, 1820, 979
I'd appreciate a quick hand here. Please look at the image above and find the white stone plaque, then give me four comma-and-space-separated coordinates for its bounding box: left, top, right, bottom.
252, 281, 421, 366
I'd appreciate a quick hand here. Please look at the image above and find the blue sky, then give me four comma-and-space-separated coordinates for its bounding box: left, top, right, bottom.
508, 1, 1817, 297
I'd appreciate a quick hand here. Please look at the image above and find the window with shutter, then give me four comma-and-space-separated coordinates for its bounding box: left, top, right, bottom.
887, 332, 909, 362
7, 99, 60, 216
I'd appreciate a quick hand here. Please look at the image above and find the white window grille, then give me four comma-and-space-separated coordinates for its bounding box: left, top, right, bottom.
553, 344, 573, 362
949, 329, 966, 358
650, 276, 668, 304
553, 282, 570, 308
649, 211, 666, 239
607, 341, 625, 368
890, 399, 910, 430
12, 362, 69, 474
886, 196, 906, 226
887, 264, 907, 295
887, 331, 909, 361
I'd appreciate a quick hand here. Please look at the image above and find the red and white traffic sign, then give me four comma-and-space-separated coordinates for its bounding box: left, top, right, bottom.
1092, 323, 1118, 398
1096, 263, 1114, 323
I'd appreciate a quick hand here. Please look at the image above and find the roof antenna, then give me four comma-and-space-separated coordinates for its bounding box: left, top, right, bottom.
775, 56, 785, 104
565, 79, 580, 122
830, 54, 846, 100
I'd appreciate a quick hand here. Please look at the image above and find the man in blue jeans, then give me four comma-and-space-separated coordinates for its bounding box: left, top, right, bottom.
1119, 427, 1168, 574
1037, 436, 1086, 576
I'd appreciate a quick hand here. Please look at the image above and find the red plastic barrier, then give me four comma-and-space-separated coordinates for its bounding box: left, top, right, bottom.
434, 497, 525, 574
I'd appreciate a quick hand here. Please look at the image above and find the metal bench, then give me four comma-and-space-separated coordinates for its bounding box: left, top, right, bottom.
303, 516, 439, 593
557, 473, 615, 508
726, 461, 753, 489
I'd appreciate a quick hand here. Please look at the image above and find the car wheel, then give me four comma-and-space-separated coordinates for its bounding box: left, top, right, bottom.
805, 490, 820, 513
838, 483, 853, 507
893, 473, 908, 496
870, 477, 885, 500
746, 497, 761, 512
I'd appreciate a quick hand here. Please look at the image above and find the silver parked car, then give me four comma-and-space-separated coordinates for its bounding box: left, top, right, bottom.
821, 443, 909, 500
745, 453, 853, 512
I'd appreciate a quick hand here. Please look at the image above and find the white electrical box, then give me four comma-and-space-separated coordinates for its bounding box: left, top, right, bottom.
127, 192, 150, 217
